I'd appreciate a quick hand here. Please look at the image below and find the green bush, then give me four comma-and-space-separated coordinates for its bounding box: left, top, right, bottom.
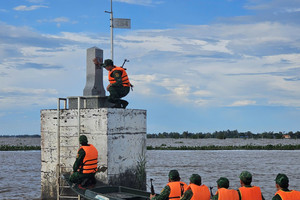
0, 145, 41, 151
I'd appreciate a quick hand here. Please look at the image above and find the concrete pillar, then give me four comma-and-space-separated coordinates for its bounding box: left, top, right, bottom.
83, 47, 106, 96
40, 108, 146, 199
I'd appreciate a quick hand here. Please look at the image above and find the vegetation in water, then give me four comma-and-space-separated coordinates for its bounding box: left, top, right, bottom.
0, 145, 41, 151
147, 144, 300, 150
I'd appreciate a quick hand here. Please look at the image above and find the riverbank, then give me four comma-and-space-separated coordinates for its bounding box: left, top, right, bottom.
1, 137, 300, 151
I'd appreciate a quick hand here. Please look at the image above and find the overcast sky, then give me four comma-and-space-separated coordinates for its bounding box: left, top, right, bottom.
1, 0, 300, 135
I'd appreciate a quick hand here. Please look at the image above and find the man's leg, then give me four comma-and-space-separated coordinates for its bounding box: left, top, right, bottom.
69, 172, 85, 184
107, 87, 122, 108
119, 87, 130, 108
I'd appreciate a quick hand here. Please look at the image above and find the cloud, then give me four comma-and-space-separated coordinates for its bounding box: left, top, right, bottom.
13, 5, 48, 11
1, 8, 300, 112
26, 0, 45, 3
37, 17, 77, 27
229, 100, 257, 107
114, 0, 163, 6
0, 87, 58, 109
0, 87, 58, 96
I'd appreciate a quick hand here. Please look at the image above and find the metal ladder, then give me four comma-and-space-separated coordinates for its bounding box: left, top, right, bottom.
56, 97, 87, 200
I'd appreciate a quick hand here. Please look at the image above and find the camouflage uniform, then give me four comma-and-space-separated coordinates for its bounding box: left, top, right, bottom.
151, 170, 185, 200
212, 177, 230, 200
237, 171, 265, 200
107, 69, 130, 108
69, 135, 96, 186
272, 173, 299, 200
102, 59, 130, 108
181, 174, 209, 200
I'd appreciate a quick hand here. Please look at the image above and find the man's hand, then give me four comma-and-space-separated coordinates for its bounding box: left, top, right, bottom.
93, 57, 103, 65
107, 83, 112, 91
150, 194, 156, 199
98, 166, 108, 173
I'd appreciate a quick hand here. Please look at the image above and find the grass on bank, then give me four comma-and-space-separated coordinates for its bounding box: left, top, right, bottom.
147, 144, 300, 150
0, 145, 41, 151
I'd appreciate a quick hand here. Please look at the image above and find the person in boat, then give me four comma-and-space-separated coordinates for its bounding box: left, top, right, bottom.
272, 173, 300, 200
180, 174, 210, 200
212, 177, 239, 200
237, 171, 265, 200
93, 58, 132, 109
69, 135, 98, 188
150, 169, 187, 200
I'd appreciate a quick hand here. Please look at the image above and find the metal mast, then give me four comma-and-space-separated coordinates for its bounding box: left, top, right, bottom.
105, 0, 131, 61
105, 0, 114, 61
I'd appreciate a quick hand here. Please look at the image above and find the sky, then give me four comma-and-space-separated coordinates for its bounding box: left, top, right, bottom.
0, 0, 300, 135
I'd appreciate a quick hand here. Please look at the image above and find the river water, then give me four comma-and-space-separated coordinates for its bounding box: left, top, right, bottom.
1, 150, 300, 200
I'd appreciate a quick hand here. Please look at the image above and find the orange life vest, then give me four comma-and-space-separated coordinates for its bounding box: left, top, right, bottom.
216, 188, 239, 200
239, 186, 262, 200
186, 183, 211, 200
108, 66, 131, 87
167, 181, 188, 200
79, 144, 98, 174
275, 189, 300, 200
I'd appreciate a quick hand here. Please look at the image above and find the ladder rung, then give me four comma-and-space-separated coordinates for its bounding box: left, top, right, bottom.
60, 145, 78, 147
59, 185, 71, 188
60, 135, 81, 137
59, 195, 79, 199
59, 125, 83, 127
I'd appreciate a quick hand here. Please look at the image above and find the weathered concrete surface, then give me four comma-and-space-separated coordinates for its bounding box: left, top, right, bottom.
68, 96, 115, 109
83, 47, 106, 96
40, 108, 146, 199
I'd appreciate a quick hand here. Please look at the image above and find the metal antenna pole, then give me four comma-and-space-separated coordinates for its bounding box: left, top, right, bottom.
105, 0, 114, 61
110, 0, 114, 61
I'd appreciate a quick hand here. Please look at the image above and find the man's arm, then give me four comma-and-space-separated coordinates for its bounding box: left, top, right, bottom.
272, 194, 282, 200
151, 185, 170, 200
73, 148, 85, 172
180, 189, 193, 200
212, 193, 218, 200
237, 189, 241, 200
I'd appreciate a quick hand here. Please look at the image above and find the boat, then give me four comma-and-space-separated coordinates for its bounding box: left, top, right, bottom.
62, 174, 153, 200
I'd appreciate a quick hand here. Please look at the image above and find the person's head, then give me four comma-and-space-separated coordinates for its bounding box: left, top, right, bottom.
103, 59, 114, 71
275, 173, 289, 190
79, 135, 88, 145
239, 171, 252, 186
168, 170, 180, 182
189, 174, 202, 186
217, 177, 229, 189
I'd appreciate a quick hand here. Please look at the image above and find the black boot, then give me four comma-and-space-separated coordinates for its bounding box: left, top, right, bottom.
120, 100, 129, 109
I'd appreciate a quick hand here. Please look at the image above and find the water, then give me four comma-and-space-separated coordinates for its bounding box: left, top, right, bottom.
0, 151, 41, 200
1, 150, 300, 200
146, 150, 300, 200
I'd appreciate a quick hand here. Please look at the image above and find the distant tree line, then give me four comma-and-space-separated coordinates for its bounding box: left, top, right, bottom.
0, 134, 41, 138
147, 130, 300, 139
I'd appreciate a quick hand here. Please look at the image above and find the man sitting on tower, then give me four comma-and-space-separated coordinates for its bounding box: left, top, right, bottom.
93, 58, 132, 109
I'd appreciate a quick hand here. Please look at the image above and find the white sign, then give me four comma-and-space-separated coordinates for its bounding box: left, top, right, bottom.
113, 18, 131, 29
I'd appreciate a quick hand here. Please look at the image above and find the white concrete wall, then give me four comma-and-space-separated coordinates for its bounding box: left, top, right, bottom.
40, 108, 146, 199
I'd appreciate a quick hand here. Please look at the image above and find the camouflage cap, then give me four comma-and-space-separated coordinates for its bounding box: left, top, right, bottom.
239, 171, 252, 184
169, 170, 180, 181
217, 177, 229, 188
79, 135, 88, 145
275, 173, 289, 188
190, 174, 202, 185
103, 59, 113, 68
